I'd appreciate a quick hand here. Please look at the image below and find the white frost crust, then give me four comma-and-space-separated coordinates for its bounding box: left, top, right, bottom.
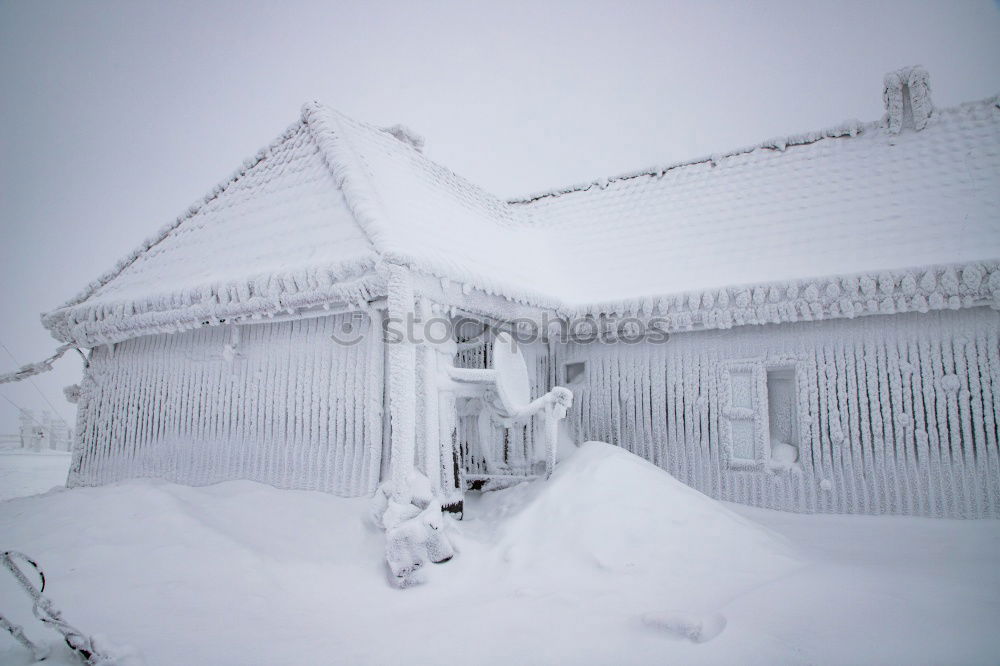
381, 124, 425, 152
0, 344, 74, 385
43, 113, 384, 346
42, 93, 1000, 347
69, 312, 383, 495
510, 96, 1000, 310
301, 101, 395, 256
370, 471, 455, 587
304, 103, 565, 309
560, 261, 1000, 334
883, 65, 933, 134
49, 120, 307, 314
44, 265, 383, 347
557, 307, 1000, 518
511, 116, 868, 205
385, 263, 417, 502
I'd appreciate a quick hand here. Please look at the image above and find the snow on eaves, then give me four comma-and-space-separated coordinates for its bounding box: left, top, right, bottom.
559, 260, 1000, 335
43, 93, 1000, 346
43, 103, 564, 346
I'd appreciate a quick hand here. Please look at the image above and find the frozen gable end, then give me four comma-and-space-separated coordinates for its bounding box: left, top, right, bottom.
883, 65, 933, 133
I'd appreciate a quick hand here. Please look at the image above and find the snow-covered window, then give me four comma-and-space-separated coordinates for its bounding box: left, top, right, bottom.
564, 361, 587, 385
720, 360, 803, 471
719, 360, 768, 470
766, 367, 799, 467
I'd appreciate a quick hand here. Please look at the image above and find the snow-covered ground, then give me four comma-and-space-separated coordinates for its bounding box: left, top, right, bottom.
1, 443, 998, 665
0, 449, 71, 501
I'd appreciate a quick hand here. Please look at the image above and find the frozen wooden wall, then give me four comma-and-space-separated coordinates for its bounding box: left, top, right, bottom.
556, 308, 1000, 518
70, 312, 383, 496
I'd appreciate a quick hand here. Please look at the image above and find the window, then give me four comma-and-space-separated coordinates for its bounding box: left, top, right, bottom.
766, 368, 799, 467
564, 361, 586, 385
720, 359, 801, 470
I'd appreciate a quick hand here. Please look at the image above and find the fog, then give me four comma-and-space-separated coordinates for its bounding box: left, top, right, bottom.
1, 0, 998, 435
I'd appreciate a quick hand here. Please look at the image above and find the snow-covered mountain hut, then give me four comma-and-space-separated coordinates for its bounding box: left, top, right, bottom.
42, 67, 1000, 517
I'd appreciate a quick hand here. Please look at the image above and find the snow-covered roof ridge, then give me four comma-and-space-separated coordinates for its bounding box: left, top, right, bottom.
300, 101, 396, 255
303, 102, 564, 308
508, 115, 869, 206
511, 92, 997, 207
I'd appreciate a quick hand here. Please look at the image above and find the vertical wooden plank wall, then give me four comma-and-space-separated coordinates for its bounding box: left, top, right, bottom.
557, 308, 1000, 518
70, 312, 383, 496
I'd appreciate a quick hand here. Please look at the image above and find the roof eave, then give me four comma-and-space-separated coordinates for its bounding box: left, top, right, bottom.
558, 260, 1000, 336
43, 269, 386, 348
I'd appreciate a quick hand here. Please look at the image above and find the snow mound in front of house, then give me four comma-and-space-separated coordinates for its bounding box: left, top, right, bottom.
2, 445, 998, 663
465, 442, 799, 617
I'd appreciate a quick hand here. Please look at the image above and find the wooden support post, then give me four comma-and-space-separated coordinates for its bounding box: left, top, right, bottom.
435, 335, 464, 516
385, 264, 416, 503
417, 297, 443, 494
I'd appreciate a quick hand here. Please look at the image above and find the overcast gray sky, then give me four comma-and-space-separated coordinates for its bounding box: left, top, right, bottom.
1, 0, 999, 435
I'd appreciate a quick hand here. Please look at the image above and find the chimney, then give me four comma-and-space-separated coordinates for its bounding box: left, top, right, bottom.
883, 66, 933, 134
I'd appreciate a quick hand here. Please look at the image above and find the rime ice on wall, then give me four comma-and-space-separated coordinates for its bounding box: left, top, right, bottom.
557, 308, 1000, 518
70, 312, 383, 496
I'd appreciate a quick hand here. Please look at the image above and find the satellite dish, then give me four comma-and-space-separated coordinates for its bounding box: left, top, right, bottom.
492, 332, 531, 413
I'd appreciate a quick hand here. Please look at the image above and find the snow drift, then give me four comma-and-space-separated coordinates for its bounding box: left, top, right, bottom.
467, 442, 798, 611
3, 444, 998, 664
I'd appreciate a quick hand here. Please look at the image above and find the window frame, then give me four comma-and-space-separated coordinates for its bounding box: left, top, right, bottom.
563, 360, 587, 386
719, 356, 806, 472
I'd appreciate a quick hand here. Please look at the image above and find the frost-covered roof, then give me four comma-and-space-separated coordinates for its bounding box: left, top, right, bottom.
44, 76, 1000, 345
43, 115, 384, 344
308, 106, 561, 306
514, 95, 1000, 308
44, 102, 567, 345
